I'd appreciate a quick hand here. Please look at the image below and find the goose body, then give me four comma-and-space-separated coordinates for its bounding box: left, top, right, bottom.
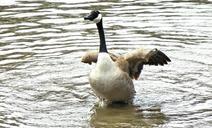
89, 53, 135, 104
83, 11, 171, 106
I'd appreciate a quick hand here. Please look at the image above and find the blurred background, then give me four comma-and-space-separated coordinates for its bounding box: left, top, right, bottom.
0, 0, 212, 127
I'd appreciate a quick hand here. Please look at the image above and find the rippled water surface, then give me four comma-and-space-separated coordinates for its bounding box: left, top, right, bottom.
0, 0, 212, 127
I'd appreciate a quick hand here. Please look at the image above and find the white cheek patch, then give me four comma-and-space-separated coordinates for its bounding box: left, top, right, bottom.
93, 14, 102, 23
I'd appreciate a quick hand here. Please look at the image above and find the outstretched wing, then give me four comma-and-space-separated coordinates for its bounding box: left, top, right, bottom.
81, 51, 118, 64
124, 48, 171, 79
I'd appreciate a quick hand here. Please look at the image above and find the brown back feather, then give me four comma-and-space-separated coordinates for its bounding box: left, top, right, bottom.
81, 51, 118, 65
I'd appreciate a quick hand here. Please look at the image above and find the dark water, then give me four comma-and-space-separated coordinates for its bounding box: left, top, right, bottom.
0, 0, 212, 127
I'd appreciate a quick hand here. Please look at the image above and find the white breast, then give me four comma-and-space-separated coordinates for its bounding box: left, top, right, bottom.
96, 53, 115, 71
90, 53, 118, 85
89, 53, 135, 104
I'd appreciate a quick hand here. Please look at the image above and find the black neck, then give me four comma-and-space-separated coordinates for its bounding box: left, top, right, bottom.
96, 19, 108, 53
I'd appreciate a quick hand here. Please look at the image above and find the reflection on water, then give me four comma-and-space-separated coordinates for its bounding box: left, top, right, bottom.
90, 105, 166, 128
0, 0, 212, 127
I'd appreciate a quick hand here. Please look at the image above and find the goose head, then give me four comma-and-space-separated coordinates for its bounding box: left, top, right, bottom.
84, 10, 102, 23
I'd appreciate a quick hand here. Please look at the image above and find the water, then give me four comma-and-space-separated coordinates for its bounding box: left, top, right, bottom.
0, 0, 212, 127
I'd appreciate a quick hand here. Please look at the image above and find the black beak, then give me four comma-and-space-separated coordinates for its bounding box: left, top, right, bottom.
84, 15, 90, 20
84, 15, 93, 21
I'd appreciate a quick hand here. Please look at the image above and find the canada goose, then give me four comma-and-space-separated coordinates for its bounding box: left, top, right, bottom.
82, 10, 171, 106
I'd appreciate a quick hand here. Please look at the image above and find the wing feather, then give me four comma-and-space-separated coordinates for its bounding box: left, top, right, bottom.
124, 48, 171, 79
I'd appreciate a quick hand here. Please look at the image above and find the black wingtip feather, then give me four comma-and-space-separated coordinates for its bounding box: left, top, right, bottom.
157, 50, 171, 62
147, 49, 171, 66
